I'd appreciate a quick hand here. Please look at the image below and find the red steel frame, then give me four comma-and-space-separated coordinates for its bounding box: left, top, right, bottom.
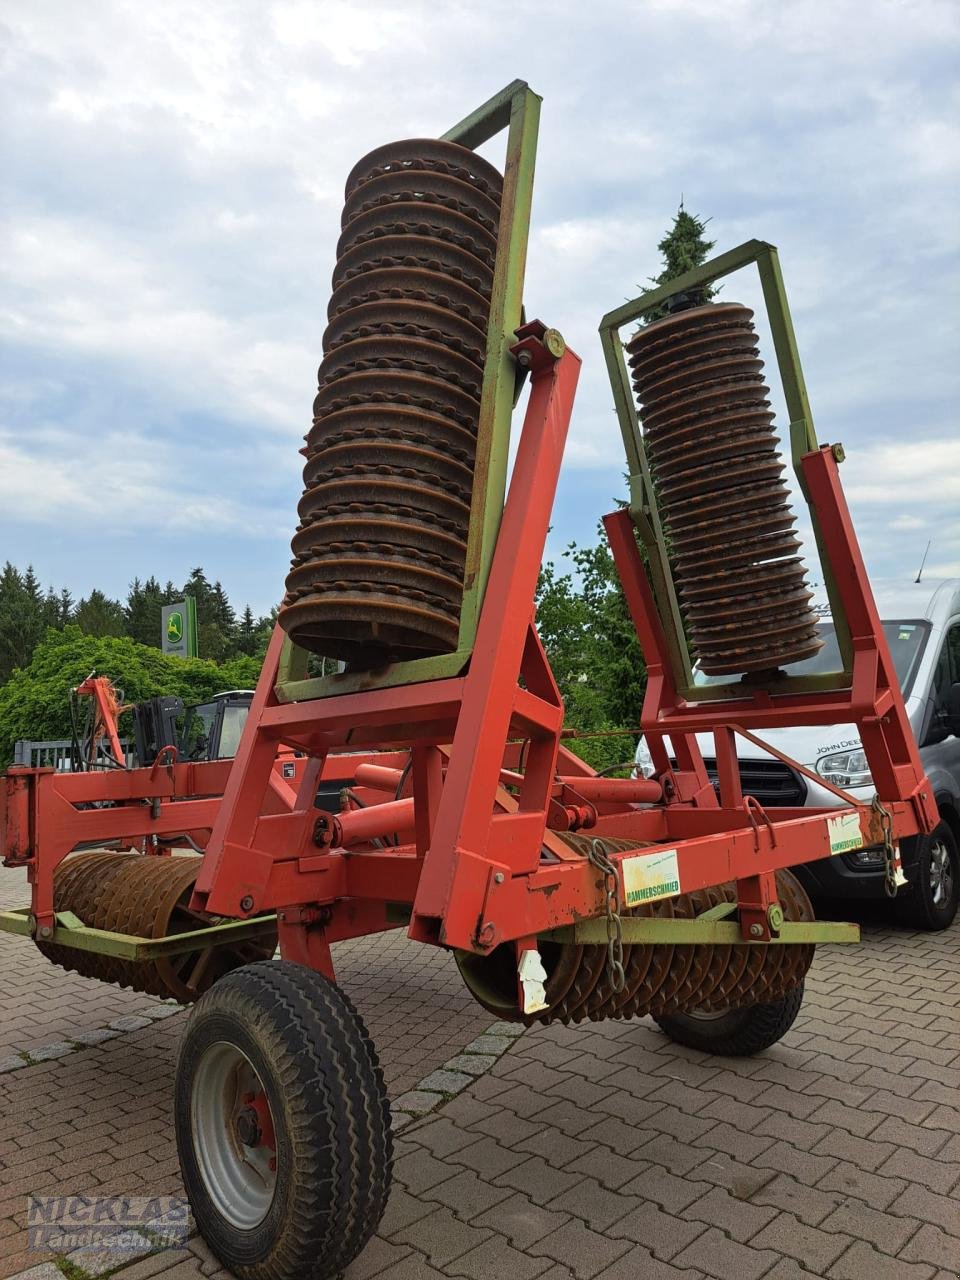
185, 324, 937, 969
0, 325, 938, 967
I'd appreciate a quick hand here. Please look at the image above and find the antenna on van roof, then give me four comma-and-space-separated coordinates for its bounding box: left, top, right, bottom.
915, 540, 931, 584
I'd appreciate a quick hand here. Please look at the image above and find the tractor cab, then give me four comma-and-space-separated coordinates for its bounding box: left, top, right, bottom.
132, 690, 254, 766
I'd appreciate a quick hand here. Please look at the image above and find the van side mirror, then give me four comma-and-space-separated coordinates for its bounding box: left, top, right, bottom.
945, 683, 960, 737
924, 684, 960, 747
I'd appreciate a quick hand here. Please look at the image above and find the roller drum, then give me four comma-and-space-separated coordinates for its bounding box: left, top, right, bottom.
278, 137, 502, 666
38, 852, 277, 1003
625, 303, 823, 676
457, 836, 815, 1025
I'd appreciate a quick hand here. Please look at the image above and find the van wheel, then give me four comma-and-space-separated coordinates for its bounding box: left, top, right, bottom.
653, 984, 804, 1056
896, 822, 959, 931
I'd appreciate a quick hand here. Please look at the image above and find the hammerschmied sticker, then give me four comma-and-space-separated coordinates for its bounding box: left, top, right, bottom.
622, 848, 681, 905
827, 811, 863, 855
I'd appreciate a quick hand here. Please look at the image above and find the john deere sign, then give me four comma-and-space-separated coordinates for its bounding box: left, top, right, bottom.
161, 598, 198, 658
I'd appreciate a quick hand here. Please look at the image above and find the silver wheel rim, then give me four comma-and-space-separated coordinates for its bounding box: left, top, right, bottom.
191, 1041, 278, 1229
686, 1008, 729, 1022
929, 839, 955, 908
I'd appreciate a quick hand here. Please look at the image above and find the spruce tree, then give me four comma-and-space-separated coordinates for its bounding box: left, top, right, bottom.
642, 204, 716, 323
238, 604, 257, 656
0, 563, 22, 599
182, 568, 213, 612
0, 564, 47, 680
74, 590, 126, 638
22, 565, 42, 603
212, 582, 236, 635
125, 576, 165, 647
41, 587, 61, 629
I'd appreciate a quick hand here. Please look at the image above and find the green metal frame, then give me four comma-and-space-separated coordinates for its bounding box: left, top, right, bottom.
276, 79, 542, 702
599, 239, 853, 703
0, 906, 277, 960
542, 917, 859, 945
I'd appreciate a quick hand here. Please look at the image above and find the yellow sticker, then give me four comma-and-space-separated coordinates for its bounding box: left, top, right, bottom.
827, 811, 863, 855
622, 848, 681, 906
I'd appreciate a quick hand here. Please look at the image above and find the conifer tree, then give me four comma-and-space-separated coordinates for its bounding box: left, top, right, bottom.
22, 565, 42, 603
237, 604, 258, 656
125, 576, 165, 647
212, 581, 236, 636
0, 564, 47, 680
57, 588, 74, 626
642, 204, 716, 323
74, 590, 126, 638
41, 587, 61, 629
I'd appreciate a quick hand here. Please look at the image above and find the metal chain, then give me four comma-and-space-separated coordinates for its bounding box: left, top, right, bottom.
872, 797, 900, 898
587, 839, 626, 992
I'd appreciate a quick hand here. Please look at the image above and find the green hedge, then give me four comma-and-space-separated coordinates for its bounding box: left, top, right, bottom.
0, 626, 262, 768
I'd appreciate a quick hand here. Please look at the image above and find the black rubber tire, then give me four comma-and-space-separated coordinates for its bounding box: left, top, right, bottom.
894, 821, 959, 932
175, 960, 392, 1280
653, 983, 805, 1056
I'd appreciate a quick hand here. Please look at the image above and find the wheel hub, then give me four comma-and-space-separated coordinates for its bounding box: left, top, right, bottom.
235, 1106, 261, 1147
930, 840, 954, 906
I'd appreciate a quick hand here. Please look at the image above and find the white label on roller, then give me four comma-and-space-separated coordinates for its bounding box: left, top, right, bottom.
827, 811, 863, 855
622, 848, 681, 906
892, 845, 908, 887
518, 948, 549, 1014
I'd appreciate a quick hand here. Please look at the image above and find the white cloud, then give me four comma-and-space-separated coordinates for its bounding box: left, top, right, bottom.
0, 425, 282, 535
1, 215, 318, 433
1, 0, 957, 610
842, 438, 960, 506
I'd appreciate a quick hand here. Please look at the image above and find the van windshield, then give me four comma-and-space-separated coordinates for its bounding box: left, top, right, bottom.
693, 620, 930, 696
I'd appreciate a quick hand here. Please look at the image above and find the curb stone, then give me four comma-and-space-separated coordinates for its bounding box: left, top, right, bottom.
391, 1021, 523, 1130
0, 1002, 182, 1073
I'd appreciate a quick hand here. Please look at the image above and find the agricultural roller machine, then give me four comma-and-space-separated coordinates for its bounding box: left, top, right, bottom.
0, 81, 938, 1280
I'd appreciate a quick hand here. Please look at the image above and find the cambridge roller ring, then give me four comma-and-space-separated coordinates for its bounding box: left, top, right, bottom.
38, 852, 277, 1002
626, 302, 824, 676
456, 838, 816, 1024
278, 137, 504, 666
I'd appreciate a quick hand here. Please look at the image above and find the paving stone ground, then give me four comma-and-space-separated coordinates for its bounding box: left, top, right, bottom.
1, 855, 958, 1280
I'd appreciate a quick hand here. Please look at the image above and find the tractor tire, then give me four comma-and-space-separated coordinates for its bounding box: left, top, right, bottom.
175, 960, 392, 1280
653, 983, 805, 1057
895, 822, 959, 932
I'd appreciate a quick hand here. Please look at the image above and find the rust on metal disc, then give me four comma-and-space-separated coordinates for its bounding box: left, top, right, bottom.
39, 852, 277, 1003
278, 138, 502, 666
455, 840, 817, 1025
625, 303, 823, 676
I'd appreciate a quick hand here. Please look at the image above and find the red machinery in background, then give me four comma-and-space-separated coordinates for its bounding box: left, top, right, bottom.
0, 82, 937, 1280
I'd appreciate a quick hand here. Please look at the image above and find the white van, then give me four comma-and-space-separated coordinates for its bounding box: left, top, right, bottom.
634, 579, 960, 930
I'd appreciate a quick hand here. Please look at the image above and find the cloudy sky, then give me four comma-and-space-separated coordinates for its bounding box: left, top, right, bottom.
2, 0, 958, 618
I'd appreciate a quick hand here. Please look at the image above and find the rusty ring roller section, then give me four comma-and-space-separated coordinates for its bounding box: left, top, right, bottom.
625, 303, 823, 676
456, 836, 815, 1025
278, 138, 503, 665
37, 852, 277, 1004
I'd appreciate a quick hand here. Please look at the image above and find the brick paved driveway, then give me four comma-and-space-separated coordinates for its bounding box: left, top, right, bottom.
1, 859, 958, 1280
